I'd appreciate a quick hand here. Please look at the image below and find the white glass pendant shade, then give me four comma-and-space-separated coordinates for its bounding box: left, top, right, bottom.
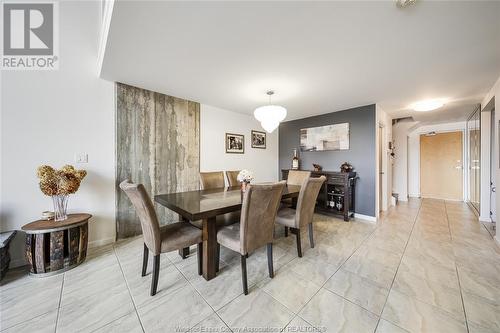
260, 119, 280, 133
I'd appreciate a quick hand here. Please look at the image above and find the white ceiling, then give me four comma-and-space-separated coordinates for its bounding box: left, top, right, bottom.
100, 1, 500, 123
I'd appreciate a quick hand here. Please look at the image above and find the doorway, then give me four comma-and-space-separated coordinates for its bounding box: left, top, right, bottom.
420, 131, 463, 200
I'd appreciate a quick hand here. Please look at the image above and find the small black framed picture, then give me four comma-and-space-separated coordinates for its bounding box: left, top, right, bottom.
251, 130, 266, 149
225, 133, 244, 153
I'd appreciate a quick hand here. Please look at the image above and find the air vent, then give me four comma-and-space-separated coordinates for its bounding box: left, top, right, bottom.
396, 0, 418, 8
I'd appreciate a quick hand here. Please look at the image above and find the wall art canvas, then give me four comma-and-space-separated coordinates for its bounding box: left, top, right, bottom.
300, 123, 350, 151
226, 133, 244, 153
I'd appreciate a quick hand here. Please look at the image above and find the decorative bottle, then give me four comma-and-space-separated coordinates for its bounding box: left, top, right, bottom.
292, 149, 299, 170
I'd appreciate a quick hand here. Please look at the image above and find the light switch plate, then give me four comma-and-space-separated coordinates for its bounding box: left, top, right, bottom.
74, 153, 88, 163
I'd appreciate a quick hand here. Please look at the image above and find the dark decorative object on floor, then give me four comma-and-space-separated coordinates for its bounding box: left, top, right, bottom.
0, 231, 17, 280
313, 163, 322, 172
340, 162, 354, 173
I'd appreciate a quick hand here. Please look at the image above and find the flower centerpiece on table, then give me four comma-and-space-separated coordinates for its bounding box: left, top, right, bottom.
37, 165, 87, 221
237, 169, 254, 192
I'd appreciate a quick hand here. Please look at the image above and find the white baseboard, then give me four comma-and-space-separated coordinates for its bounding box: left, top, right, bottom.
88, 237, 115, 249
354, 213, 377, 223
479, 216, 492, 223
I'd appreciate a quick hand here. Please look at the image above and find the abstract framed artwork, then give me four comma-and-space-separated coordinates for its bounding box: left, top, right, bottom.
300, 123, 350, 151
251, 130, 266, 149
225, 133, 244, 153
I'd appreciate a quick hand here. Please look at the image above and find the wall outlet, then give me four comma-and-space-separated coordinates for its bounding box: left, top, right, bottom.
74, 153, 88, 163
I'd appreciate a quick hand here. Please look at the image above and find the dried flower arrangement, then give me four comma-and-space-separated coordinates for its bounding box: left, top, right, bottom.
37, 165, 87, 221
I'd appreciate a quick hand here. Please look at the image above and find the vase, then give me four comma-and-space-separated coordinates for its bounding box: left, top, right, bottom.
240, 181, 250, 192
52, 195, 69, 221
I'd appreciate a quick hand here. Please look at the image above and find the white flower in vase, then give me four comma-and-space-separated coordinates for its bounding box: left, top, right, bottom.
237, 170, 254, 183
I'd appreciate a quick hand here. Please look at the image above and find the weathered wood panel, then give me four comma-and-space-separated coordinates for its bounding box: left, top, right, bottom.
116, 83, 200, 238
78, 223, 88, 263
68, 227, 80, 265
50, 231, 64, 271
34, 234, 46, 273
25, 234, 34, 273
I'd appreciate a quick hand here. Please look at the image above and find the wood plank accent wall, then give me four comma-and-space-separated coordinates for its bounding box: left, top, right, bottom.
116, 83, 200, 239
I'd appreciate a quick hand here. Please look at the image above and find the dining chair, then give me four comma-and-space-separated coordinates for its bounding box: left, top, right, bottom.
226, 170, 241, 187
276, 176, 326, 257
217, 181, 286, 295
187, 171, 240, 269
200, 171, 225, 189
119, 180, 203, 296
281, 170, 312, 226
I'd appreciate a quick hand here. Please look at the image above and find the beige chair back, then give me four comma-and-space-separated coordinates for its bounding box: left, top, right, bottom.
119, 180, 161, 255
200, 171, 225, 189
287, 170, 311, 186
295, 176, 326, 228
239, 181, 286, 254
226, 170, 241, 187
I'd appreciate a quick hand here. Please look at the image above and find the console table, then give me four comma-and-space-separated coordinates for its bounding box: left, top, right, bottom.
282, 169, 357, 221
22, 213, 92, 277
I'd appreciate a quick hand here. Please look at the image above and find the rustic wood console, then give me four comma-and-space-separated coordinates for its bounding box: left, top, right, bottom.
22, 213, 92, 277
282, 169, 357, 221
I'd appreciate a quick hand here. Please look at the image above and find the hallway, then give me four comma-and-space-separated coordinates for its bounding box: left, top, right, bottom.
1, 199, 499, 332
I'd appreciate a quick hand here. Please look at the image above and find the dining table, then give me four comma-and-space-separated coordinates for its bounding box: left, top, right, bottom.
154, 184, 301, 281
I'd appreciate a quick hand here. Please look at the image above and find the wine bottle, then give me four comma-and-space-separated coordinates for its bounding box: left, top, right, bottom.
292, 149, 299, 170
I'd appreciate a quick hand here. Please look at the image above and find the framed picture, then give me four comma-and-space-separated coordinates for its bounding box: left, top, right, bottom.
225, 133, 244, 153
300, 123, 350, 151
251, 130, 266, 149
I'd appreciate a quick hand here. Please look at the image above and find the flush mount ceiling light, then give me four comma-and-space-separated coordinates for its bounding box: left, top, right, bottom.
412, 99, 445, 112
254, 91, 287, 133
396, 0, 417, 8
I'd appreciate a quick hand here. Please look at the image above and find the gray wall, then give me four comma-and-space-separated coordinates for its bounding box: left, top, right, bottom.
279, 104, 376, 217
116, 83, 200, 238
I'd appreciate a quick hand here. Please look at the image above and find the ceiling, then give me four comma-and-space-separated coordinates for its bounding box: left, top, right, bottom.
100, 1, 500, 124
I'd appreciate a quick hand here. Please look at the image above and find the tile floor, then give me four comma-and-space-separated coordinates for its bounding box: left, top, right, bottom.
1, 198, 500, 333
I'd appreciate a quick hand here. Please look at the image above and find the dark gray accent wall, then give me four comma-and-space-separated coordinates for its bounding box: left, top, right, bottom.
279, 104, 376, 217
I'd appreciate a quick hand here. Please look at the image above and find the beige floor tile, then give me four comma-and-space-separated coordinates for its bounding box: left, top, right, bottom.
92, 311, 143, 333
0, 274, 62, 330
375, 319, 409, 333
217, 289, 294, 332
189, 313, 230, 332
398, 254, 459, 290
299, 288, 379, 333
284, 315, 319, 332
1, 309, 57, 333
392, 270, 464, 321
261, 269, 321, 313
325, 268, 389, 315
138, 285, 214, 332
381, 290, 467, 333
342, 253, 398, 289
457, 266, 500, 305
285, 257, 339, 286
463, 292, 500, 332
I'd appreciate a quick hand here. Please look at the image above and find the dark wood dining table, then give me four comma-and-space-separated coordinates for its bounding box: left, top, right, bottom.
154, 184, 301, 281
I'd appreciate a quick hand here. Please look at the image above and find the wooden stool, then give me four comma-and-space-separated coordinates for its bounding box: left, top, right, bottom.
22, 214, 92, 277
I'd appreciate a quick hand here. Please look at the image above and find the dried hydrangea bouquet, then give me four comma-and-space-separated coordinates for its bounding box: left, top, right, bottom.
37, 165, 87, 221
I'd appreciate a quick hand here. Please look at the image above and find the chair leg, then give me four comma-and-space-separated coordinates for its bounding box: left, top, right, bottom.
295, 229, 302, 257
284, 226, 289, 237
179, 247, 189, 259
241, 254, 248, 295
267, 243, 274, 278
142, 243, 149, 277
308, 223, 315, 248
216, 243, 220, 272
197, 243, 203, 276
151, 254, 160, 296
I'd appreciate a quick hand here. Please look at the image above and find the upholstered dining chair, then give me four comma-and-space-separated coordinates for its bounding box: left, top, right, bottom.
276, 176, 326, 257
200, 171, 225, 189
226, 170, 241, 187
119, 180, 203, 296
281, 170, 312, 226
217, 181, 286, 295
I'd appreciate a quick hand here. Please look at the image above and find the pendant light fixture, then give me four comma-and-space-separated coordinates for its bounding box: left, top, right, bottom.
254, 91, 287, 133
